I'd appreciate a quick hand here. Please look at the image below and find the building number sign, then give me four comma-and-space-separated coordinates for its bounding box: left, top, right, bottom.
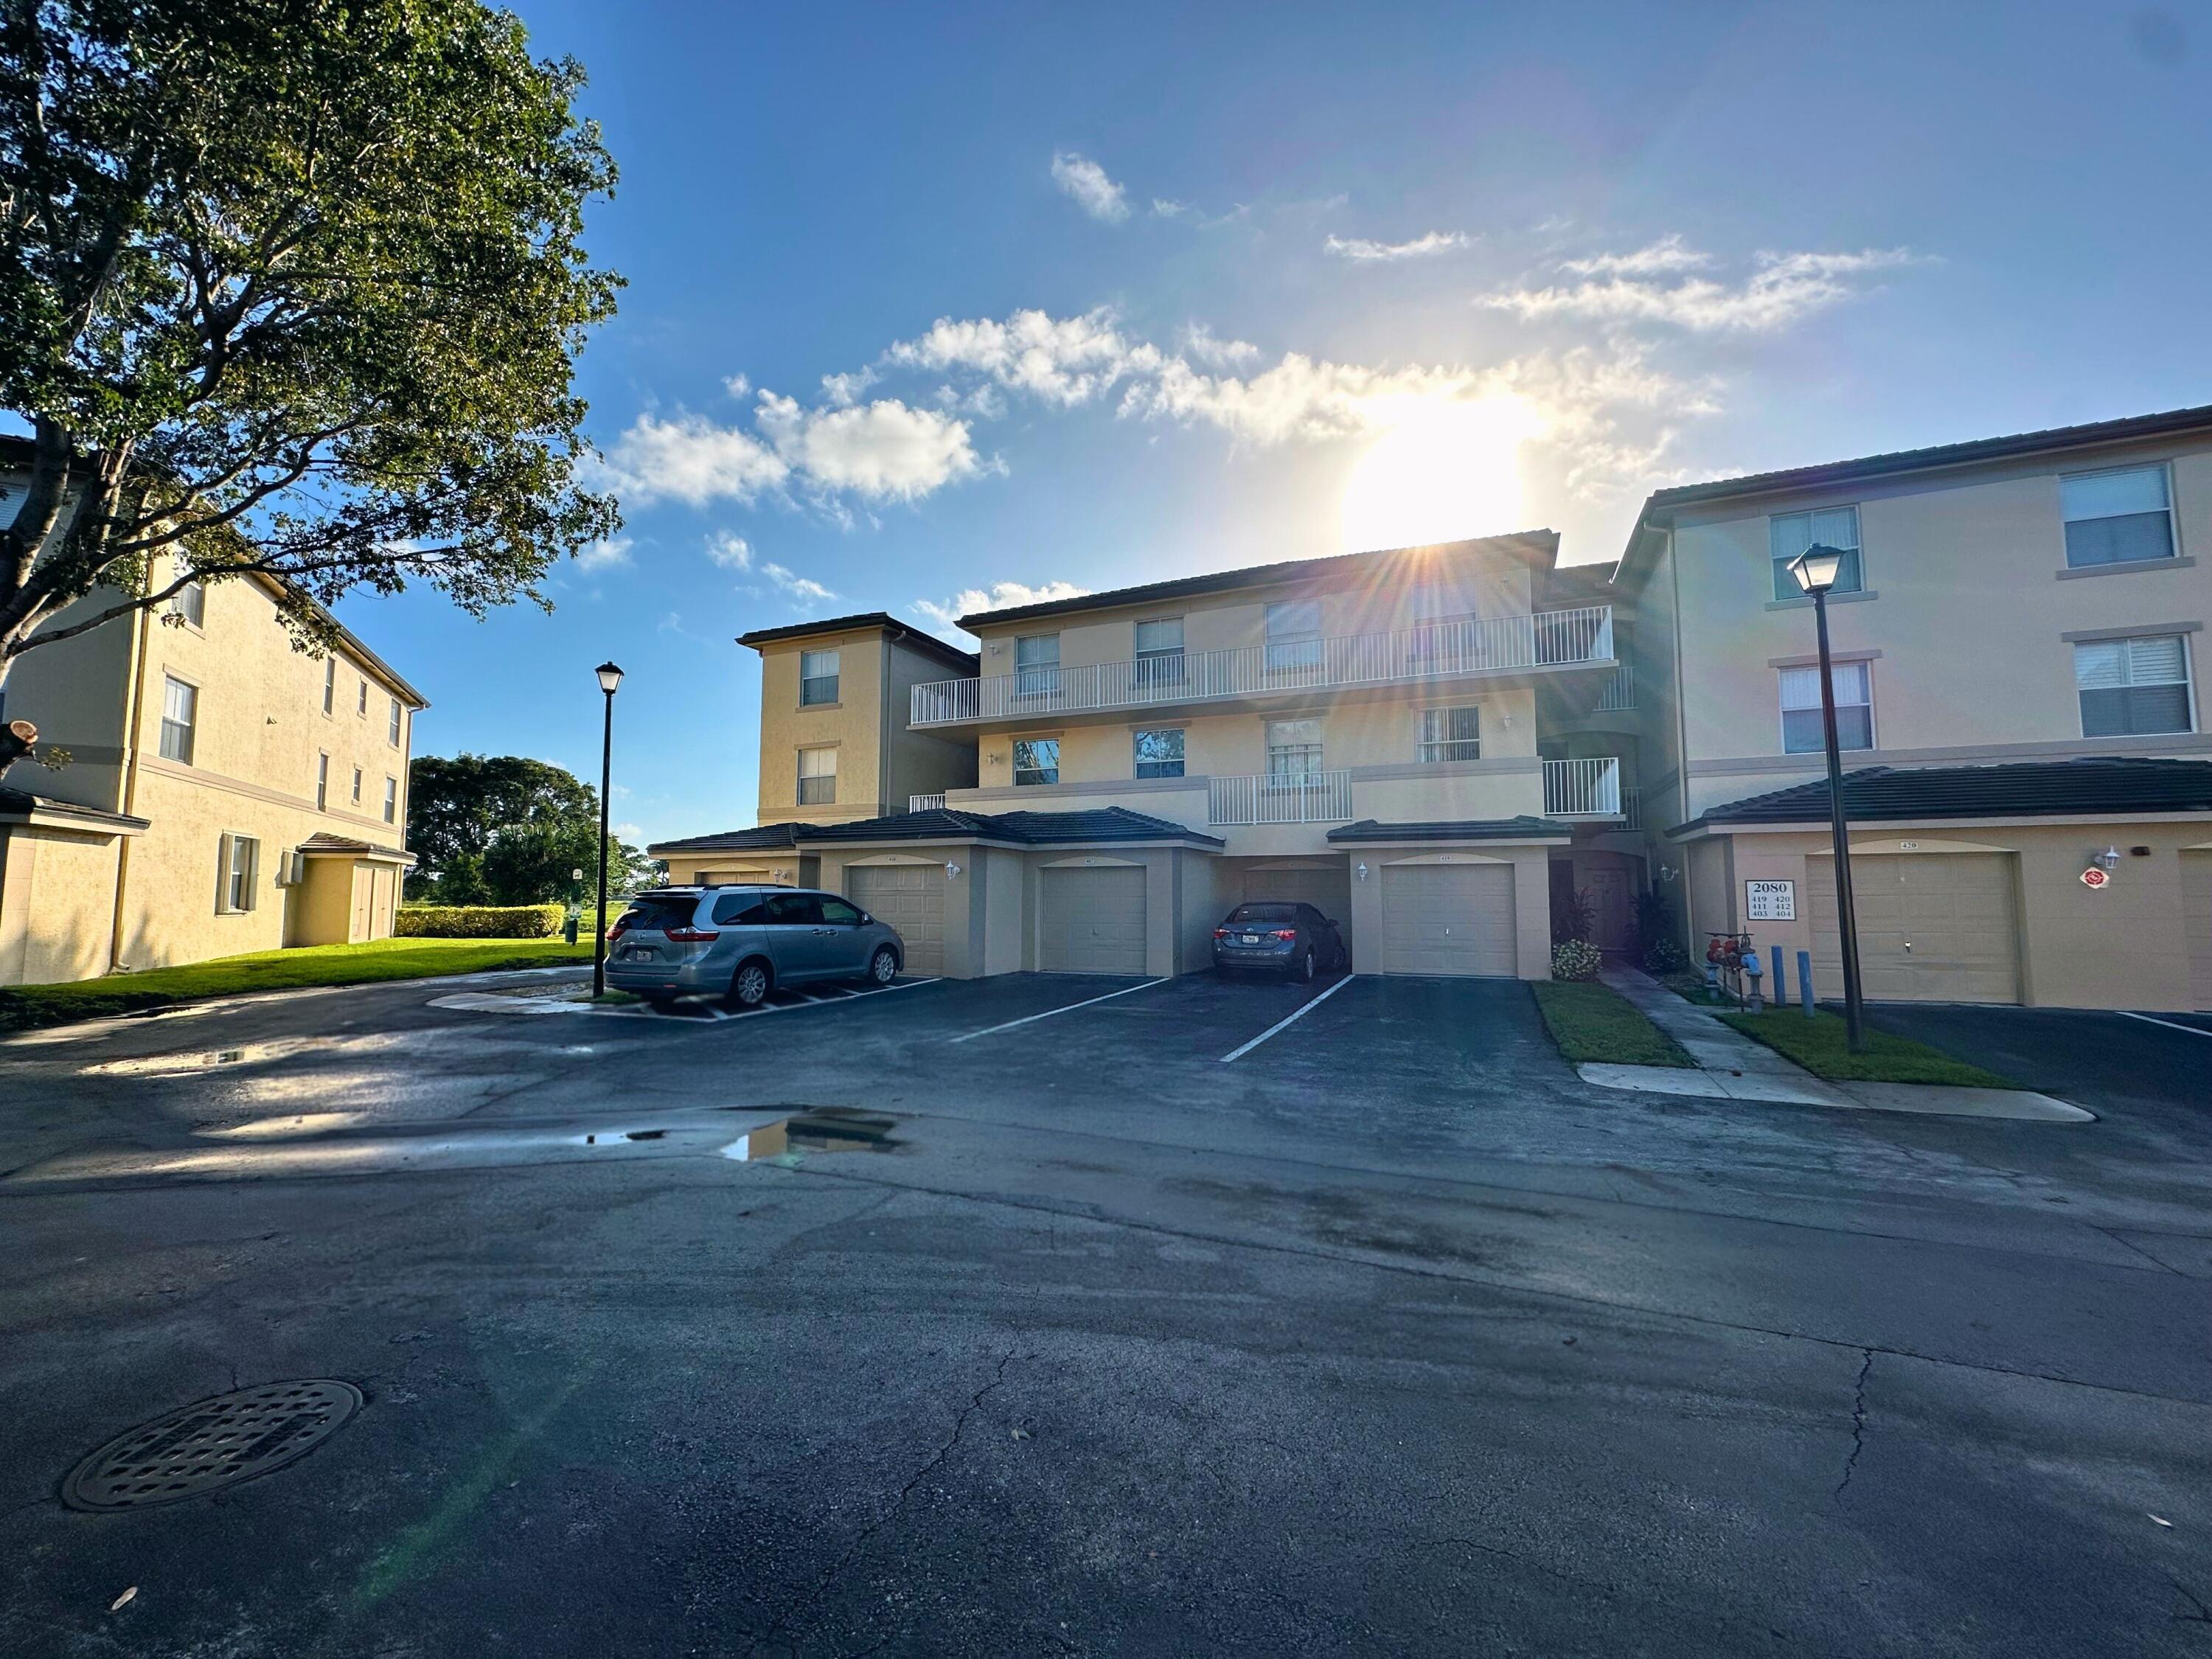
1745, 880, 1796, 921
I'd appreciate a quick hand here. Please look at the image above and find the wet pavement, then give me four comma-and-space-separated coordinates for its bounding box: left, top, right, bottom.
1, 967, 2209, 1655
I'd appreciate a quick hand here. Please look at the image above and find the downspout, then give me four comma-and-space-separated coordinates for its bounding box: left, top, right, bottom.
1663, 521, 1697, 950
108, 600, 154, 973
877, 634, 894, 819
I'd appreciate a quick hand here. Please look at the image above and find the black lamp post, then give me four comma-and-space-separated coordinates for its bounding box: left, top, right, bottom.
1785, 546, 1865, 1052
591, 661, 624, 998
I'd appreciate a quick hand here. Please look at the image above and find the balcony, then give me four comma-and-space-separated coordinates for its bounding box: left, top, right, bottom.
1208, 771, 1354, 827
909, 605, 1615, 728
908, 793, 947, 813
1543, 757, 1622, 818
1596, 661, 1635, 712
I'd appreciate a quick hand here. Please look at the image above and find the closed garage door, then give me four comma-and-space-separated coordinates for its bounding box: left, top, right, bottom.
1811, 852, 2020, 1004
2185, 851, 2212, 1012
848, 863, 947, 977
1242, 864, 1353, 928
1039, 865, 1147, 973
1380, 863, 1517, 977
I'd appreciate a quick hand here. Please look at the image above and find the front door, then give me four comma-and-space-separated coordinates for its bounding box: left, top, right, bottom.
1585, 866, 1632, 952
349, 865, 372, 942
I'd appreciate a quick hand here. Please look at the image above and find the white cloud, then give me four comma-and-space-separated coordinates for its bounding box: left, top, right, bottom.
761, 562, 836, 604
1050, 150, 1130, 223
755, 392, 983, 502
613, 821, 644, 841
595, 413, 789, 506
703, 530, 753, 570
1324, 230, 1471, 262
1152, 198, 1191, 218
722, 372, 751, 399
1182, 323, 1259, 369
820, 368, 877, 408
1479, 244, 1923, 333
1557, 234, 1711, 276
886, 307, 1161, 408
574, 535, 633, 571
913, 579, 1090, 639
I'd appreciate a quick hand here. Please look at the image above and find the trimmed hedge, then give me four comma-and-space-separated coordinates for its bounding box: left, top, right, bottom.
394, 903, 566, 939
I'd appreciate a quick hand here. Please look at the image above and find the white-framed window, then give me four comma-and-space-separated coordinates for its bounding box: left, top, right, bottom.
1419, 705, 1481, 762
2062, 465, 2174, 568
350, 765, 363, 804
1265, 717, 1325, 780
388, 696, 403, 746
316, 751, 330, 810
799, 649, 840, 706
1265, 599, 1324, 678
1015, 634, 1060, 699
1133, 727, 1184, 779
322, 655, 335, 716
797, 746, 837, 805
382, 776, 399, 824
1770, 506, 1863, 601
356, 677, 369, 717
1779, 661, 1874, 754
159, 674, 197, 764
218, 832, 259, 914
1133, 618, 1185, 689
1012, 737, 1059, 785
167, 577, 204, 628
2075, 633, 2193, 736
1408, 580, 1478, 665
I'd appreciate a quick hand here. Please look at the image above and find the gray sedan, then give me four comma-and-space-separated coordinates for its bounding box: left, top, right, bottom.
604, 886, 905, 1009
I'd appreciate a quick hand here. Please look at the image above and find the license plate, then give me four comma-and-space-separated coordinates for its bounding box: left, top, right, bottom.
622, 947, 652, 961
1239, 934, 1262, 945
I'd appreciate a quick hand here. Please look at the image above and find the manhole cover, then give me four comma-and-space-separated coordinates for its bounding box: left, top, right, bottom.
63, 1380, 362, 1512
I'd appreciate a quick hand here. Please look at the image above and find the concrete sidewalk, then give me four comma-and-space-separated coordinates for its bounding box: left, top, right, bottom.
1583, 964, 2093, 1123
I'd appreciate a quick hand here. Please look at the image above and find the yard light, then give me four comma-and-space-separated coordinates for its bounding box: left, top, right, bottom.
591, 661, 624, 998
1786, 546, 1865, 1052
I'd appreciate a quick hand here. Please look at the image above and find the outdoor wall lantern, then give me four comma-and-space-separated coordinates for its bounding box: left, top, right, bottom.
2095, 846, 2121, 872
1355, 862, 1369, 880
945, 861, 962, 878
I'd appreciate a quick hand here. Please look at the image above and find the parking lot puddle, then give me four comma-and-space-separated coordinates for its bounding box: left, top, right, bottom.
722, 1107, 904, 1163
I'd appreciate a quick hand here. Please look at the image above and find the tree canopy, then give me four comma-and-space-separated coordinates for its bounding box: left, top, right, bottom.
406, 751, 658, 905
0, 0, 621, 695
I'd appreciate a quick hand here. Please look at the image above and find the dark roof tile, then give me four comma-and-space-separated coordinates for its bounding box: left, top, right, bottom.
1677, 758, 2212, 834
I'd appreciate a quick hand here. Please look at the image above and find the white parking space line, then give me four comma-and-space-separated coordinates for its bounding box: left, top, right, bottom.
727, 977, 939, 1020
947, 978, 1169, 1044
1219, 974, 1355, 1063
2121, 1010, 2212, 1040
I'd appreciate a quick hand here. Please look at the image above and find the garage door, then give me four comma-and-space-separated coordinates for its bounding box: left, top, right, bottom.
1039, 864, 1147, 974
1242, 864, 1352, 928
2185, 851, 2212, 1012
1810, 852, 2020, 1004
847, 863, 947, 977
1379, 863, 1517, 977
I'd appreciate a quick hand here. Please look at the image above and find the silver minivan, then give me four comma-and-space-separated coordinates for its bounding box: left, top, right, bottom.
603, 886, 906, 1010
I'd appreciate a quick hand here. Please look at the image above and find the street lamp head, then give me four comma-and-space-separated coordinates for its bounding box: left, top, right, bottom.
1787, 544, 1848, 596
595, 661, 625, 695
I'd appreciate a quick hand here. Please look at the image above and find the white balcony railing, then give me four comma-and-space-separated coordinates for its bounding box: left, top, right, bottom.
910, 605, 1615, 726
908, 793, 947, 814
1596, 661, 1635, 711
1543, 757, 1622, 818
1208, 771, 1354, 827
1621, 785, 1642, 831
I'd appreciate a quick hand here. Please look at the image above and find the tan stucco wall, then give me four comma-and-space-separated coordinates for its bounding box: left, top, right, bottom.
1688, 820, 2210, 1011
658, 854, 810, 888
754, 629, 888, 823
0, 826, 122, 984
1341, 842, 1557, 980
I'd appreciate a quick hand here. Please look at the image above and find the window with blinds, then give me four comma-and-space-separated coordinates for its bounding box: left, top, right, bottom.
1419, 705, 1481, 762
1770, 507, 1863, 601
2061, 467, 2174, 568
799, 649, 840, 706
797, 746, 838, 804
2074, 634, 2192, 736
159, 675, 198, 764
1778, 661, 1873, 754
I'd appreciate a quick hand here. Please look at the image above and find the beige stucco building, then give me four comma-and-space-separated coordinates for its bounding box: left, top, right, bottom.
1615, 402, 2212, 1012
1, 552, 426, 986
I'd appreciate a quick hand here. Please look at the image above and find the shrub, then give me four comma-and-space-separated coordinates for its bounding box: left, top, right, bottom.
1635, 887, 1691, 973
1551, 938, 1603, 981
394, 903, 565, 939
1641, 934, 1691, 975
1551, 886, 1596, 945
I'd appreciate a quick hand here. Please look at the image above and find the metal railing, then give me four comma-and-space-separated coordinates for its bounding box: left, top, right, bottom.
907, 793, 947, 814
1543, 757, 1621, 817
909, 605, 1614, 726
1596, 661, 1635, 711
1208, 770, 1354, 827
1621, 785, 1642, 831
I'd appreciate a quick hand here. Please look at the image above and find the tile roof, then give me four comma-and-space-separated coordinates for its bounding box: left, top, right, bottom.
0, 787, 150, 832
796, 805, 1225, 848
297, 830, 417, 863
647, 822, 815, 855
1675, 758, 2212, 835
736, 611, 978, 673
1326, 815, 1573, 843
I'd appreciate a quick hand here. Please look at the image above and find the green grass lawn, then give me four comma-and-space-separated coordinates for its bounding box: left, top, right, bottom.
1531, 980, 1696, 1068
0, 936, 594, 1030
1717, 1007, 2020, 1088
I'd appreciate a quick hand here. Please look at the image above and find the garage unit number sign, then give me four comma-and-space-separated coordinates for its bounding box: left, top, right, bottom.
1745, 880, 1796, 921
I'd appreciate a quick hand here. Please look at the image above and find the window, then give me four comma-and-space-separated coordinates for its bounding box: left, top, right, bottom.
1012, 737, 1059, 785
219, 833, 259, 914
388, 697, 403, 746
1408, 582, 1478, 666
1265, 599, 1324, 678
167, 577, 204, 628
1134, 728, 1185, 779
382, 776, 398, 824
316, 752, 330, 810
797, 746, 837, 805
2062, 466, 2174, 568
1770, 506, 1863, 601
322, 656, 335, 716
799, 648, 840, 706
1265, 717, 1324, 780
1134, 618, 1186, 690
1015, 634, 1060, 699
2075, 634, 2193, 737
763, 891, 822, 925
350, 765, 364, 804
159, 675, 197, 763
712, 891, 771, 925
1419, 705, 1481, 762
356, 677, 369, 717
1779, 661, 1874, 754
820, 897, 864, 926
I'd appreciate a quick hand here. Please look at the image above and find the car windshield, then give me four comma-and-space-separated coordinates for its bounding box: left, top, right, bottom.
616, 894, 700, 933
1227, 904, 1301, 924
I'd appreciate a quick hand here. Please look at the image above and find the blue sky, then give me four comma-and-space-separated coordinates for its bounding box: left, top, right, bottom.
337, 1, 2211, 849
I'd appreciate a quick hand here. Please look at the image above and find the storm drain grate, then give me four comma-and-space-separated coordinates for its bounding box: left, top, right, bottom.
62, 1380, 362, 1512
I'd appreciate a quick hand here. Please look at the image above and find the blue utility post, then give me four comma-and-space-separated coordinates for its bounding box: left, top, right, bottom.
1797, 951, 1816, 1020
1770, 945, 1788, 1009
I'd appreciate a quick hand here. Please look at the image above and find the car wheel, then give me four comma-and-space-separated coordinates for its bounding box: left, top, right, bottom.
869, 947, 899, 985
726, 960, 771, 1009
1332, 942, 1349, 973
1298, 948, 1315, 982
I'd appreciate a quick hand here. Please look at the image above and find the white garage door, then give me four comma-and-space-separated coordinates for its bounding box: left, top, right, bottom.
2184, 851, 2212, 1012
1039, 865, 1147, 974
1380, 863, 1517, 977
1242, 864, 1352, 929
1810, 852, 2020, 1004
847, 863, 947, 977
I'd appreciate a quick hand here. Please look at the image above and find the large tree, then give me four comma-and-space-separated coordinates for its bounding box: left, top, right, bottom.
0, 0, 621, 734
406, 751, 658, 904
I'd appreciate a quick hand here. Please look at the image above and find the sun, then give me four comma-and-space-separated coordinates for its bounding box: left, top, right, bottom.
1338, 396, 1538, 552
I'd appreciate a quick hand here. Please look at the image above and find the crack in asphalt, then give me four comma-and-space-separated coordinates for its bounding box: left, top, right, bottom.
1834, 1348, 1874, 1499
749, 1350, 1017, 1658
2174, 1582, 2212, 1626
